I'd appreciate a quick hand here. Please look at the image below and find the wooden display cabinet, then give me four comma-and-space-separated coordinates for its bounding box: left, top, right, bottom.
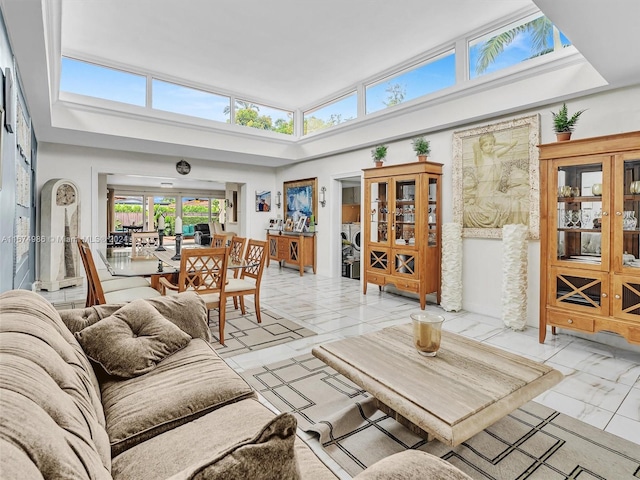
363, 161, 443, 309
266, 231, 316, 276
539, 131, 640, 345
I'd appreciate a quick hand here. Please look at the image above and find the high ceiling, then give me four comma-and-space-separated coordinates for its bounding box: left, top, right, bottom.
60, 0, 534, 110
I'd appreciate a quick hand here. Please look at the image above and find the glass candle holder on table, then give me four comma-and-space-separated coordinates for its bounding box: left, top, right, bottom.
410, 312, 445, 357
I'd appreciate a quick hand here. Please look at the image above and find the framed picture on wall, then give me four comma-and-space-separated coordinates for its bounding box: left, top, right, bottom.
452, 114, 540, 239
283, 177, 317, 225
255, 190, 271, 212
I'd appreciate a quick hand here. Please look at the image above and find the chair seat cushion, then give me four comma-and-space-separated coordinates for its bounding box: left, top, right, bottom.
74, 300, 192, 378
104, 286, 161, 304
101, 276, 150, 293
224, 278, 256, 293
102, 339, 256, 456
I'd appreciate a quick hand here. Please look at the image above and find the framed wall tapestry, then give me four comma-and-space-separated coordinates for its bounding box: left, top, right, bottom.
284, 177, 317, 225
255, 190, 271, 212
452, 114, 540, 239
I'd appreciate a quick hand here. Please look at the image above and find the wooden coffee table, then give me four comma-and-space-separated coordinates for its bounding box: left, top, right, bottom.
311, 324, 563, 446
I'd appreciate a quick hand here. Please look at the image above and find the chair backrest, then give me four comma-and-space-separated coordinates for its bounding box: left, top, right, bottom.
177, 247, 229, 296
76, 238, 107, 305
229, 236, 247, 265
240, 239, 267, 284
212, 234, 227, 248
130, 231, 160, 260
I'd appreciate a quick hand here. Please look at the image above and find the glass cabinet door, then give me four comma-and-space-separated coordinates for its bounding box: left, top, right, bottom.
554, 158, 609, 270
616, 155, 640, 272
393, 177, 416, 247
369, 180, 389, 244
427, 177, 438, 247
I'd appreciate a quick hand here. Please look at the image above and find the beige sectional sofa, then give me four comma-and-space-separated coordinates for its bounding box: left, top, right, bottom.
0, 289, 470, 479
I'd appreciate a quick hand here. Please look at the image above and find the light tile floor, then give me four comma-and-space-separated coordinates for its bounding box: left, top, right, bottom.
39, 263, 640, 479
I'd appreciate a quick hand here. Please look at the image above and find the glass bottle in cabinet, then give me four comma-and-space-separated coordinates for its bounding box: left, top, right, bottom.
363, 162, 443, 310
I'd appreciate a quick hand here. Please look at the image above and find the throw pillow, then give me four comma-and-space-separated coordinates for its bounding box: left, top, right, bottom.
75, 299, 191, 378
167, 413, 300, 480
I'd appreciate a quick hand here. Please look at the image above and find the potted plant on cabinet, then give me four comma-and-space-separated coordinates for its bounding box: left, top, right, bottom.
411, 136, 431, 162
371, 145, 388, 167
551, 103, 586, 141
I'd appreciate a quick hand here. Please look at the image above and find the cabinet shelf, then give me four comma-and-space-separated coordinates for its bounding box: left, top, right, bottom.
558, 196, 603, 202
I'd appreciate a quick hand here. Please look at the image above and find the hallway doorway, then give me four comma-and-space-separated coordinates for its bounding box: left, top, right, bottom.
340, 177, 361, 280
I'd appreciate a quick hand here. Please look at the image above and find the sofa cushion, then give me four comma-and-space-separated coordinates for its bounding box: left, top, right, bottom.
353, 450, 472, 479
60, 291, 211, 341
169, 412, 300, 480
0, 290, 111, 475
75, 299, 192, 378
111, 398, 301, 480
102, 339, 256, 456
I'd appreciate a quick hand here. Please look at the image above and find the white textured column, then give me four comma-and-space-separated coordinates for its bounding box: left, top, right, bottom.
502, 224, 528, 330
441, 223, 462, 312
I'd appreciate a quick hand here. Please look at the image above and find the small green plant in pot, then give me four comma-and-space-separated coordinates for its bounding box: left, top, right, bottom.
551, 103, 586, 141
371, 145, 388, 167
411, 136, 431, 161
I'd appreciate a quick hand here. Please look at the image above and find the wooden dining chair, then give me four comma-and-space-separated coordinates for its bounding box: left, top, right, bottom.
225, 239, 267, 323
158, 247, 230, 344
228, 236, 247, 277
212, 234, 227, 248
76, 239, 161, 306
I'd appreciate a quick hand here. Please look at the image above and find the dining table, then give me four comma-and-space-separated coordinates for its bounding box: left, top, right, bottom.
100, 247, 258, 292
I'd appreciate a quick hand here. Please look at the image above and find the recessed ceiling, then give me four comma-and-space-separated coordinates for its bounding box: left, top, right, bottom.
60, 0, 533, 110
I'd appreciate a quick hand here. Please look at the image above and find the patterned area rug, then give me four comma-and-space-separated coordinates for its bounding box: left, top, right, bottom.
209, 303, 316, 358
242, 354, 640, 479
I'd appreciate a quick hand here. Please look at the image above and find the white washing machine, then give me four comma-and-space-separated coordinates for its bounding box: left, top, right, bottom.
342, 223, 361, 259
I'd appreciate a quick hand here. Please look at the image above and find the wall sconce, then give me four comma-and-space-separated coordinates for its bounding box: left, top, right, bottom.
319, 186, 327, 207
276, 191, 282, 209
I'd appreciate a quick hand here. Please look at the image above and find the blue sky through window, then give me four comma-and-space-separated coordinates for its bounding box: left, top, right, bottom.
152, 79, 230, 122
61, 57, 146, 106
366, 52, 456, 114
469, 16, 572, 79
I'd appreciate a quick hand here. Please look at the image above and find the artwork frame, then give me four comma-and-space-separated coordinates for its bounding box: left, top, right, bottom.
294, 215, 307, 232
284, 177, 317, 224
452, 114, 540, 239
255, 190, 271, 212
284, 218, 294, 232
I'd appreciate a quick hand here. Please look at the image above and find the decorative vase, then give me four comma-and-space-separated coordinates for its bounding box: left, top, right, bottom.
556, 132, 572, 142
410, 312, 444, 356
417, 154, 428, 162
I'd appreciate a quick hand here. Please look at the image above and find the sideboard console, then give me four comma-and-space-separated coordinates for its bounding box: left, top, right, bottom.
266, 230, 316, 276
